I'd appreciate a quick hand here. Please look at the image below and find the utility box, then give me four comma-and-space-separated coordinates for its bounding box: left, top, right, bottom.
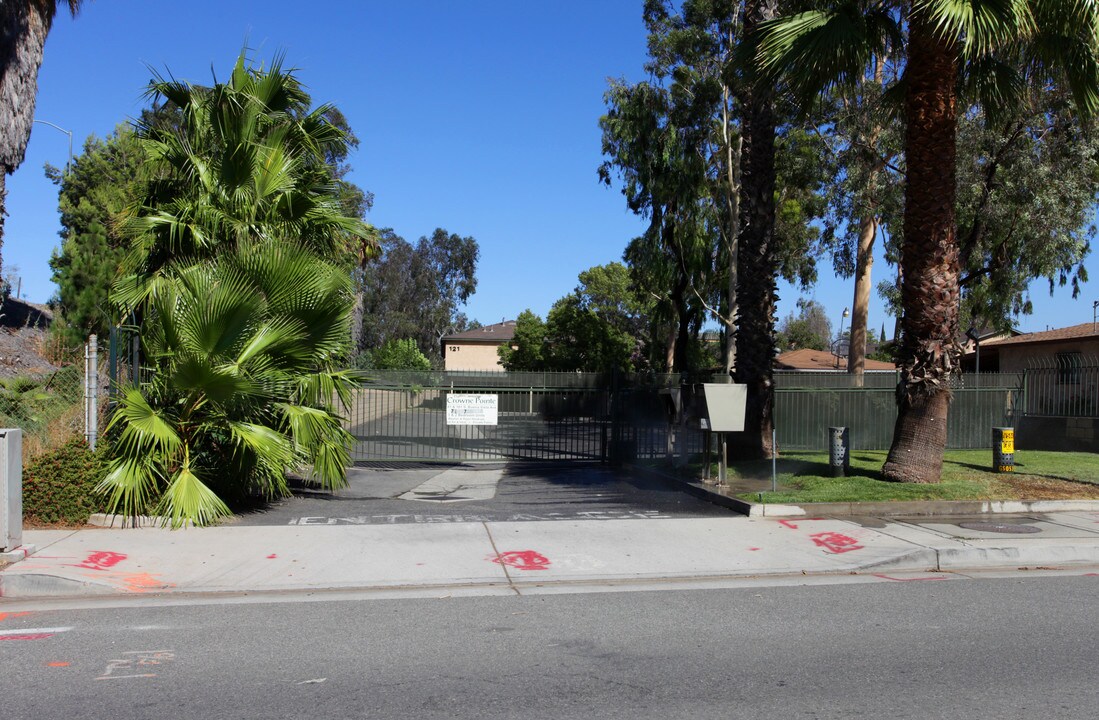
1, 428, 23, 552
693, 383, 748, 433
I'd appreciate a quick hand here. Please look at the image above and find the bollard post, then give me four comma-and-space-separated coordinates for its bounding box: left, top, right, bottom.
993, 427, 1015, 472
829, 426, 850, 477
1, 429, 24, 552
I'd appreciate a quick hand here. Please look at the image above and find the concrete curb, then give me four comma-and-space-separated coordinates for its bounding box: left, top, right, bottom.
86, 514, 195, 528
0, 544, 36, 565
0, 570, 121, 598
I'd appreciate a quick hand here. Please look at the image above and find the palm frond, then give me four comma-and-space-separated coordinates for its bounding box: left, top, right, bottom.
156, 463, 232, 528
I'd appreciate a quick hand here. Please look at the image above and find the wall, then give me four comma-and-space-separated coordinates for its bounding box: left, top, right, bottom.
444, 342, 505, 372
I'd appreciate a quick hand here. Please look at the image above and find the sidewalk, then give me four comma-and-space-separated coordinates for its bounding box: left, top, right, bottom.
3, 511, 1099, 600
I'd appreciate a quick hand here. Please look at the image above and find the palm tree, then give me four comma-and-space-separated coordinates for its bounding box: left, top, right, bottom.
101, 243, 360, 526
103, 54, 376, 525
0, 1, 82, 279
758, 1, 1099, 482
733, 0, 780, 459
117, 52, 374, 305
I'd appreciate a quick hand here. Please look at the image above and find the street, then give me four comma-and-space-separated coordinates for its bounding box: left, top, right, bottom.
2, 574, 1095, 719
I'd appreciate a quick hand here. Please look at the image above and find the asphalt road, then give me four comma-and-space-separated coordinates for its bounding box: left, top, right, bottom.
2, 576, 1096, 719
231, 461, 734, 526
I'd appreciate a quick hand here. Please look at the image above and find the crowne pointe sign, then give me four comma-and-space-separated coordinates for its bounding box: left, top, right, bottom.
446, 394, 499, 426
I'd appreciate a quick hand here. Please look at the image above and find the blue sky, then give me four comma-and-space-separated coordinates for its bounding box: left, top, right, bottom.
5, 0, 1094, 338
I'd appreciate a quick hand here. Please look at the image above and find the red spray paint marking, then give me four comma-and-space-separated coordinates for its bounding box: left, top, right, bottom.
777, 520, 799, 529
74, 551, 127, 570
810, 531, 864, 554
491, 550, 551, 571
747, 547, 761, 551
872, 574, 950, 582
266, 554, 278, 559
0, 633, 56, 641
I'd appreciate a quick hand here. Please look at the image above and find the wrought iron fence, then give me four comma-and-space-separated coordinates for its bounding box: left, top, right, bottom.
1019, 357, 1099, 417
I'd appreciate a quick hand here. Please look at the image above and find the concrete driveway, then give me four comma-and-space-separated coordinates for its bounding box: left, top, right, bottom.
230, 461, 734, 526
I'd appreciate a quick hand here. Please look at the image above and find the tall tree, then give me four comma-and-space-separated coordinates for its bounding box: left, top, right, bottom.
758, 0, 1099, 482
47, 124, 147, 345
776, 298, 832, 351
733, 0, 781, 458
0, 0, 82, 280
356, 227, 478, 364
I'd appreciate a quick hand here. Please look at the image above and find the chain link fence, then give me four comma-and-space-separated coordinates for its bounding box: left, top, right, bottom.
0, 334, 106, 461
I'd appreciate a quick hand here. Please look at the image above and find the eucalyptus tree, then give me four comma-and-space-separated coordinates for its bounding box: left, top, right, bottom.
0, 0, 83, 280
600, 78, 717, 374
758, 1, 1099, 482
104, 54, 376, 524
955, 87, 1099, 326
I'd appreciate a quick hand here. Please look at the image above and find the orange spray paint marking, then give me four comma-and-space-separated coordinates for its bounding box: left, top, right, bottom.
47, 662, 71, 667
0, 612, 33, 623
120, 573, 174, 593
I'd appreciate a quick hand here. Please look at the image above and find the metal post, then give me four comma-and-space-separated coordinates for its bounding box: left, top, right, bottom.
771, 427, 777, 493
0, 429, 24, 552
720, 434, 727, 485
85, 335, 98, 450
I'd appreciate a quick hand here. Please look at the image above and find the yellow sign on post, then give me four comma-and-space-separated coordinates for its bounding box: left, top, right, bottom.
1001, 429, 1014, 455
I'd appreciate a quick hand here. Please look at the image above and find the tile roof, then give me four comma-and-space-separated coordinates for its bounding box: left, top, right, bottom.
982, 322, 1099, 347
444, 320, 517, 343
775, 348, 896, 371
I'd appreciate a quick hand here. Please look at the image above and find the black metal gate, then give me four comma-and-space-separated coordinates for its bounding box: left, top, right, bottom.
346, 370, 690, 463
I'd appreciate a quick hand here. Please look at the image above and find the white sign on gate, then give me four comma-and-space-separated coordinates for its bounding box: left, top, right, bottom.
446, 394, 499, 426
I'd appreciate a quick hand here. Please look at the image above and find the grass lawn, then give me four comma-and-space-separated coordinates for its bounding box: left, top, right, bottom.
729, 449, 1099, 504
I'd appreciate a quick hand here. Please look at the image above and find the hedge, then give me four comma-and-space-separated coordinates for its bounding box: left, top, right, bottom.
22, 438, 111, 524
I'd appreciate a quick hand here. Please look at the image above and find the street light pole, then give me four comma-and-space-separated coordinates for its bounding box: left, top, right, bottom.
835, 307, 850, 369
33, 119, 73, 173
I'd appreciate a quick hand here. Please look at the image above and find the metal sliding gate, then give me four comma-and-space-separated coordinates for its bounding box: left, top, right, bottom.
346, 371, 616, 462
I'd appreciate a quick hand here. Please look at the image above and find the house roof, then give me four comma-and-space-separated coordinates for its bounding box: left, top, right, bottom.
982, 322, 1099, 348
775, 348, 896, 371
444, 320, 517, 344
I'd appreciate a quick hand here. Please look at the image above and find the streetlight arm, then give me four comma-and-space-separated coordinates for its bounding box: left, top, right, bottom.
33, 119, 73, 172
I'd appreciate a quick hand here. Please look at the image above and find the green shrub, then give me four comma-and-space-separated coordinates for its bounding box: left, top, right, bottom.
22, 439, 112, 524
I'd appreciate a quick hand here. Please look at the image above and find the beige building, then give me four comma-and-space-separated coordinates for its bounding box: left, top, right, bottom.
442, 321, 517, 371
980, 322, 1099, 373
979, 323, 1099, 450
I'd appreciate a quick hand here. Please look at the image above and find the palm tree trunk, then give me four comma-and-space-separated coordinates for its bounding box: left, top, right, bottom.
0, 2, 59, 279
881, 11, 962, 484
732, 0, 778, 460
